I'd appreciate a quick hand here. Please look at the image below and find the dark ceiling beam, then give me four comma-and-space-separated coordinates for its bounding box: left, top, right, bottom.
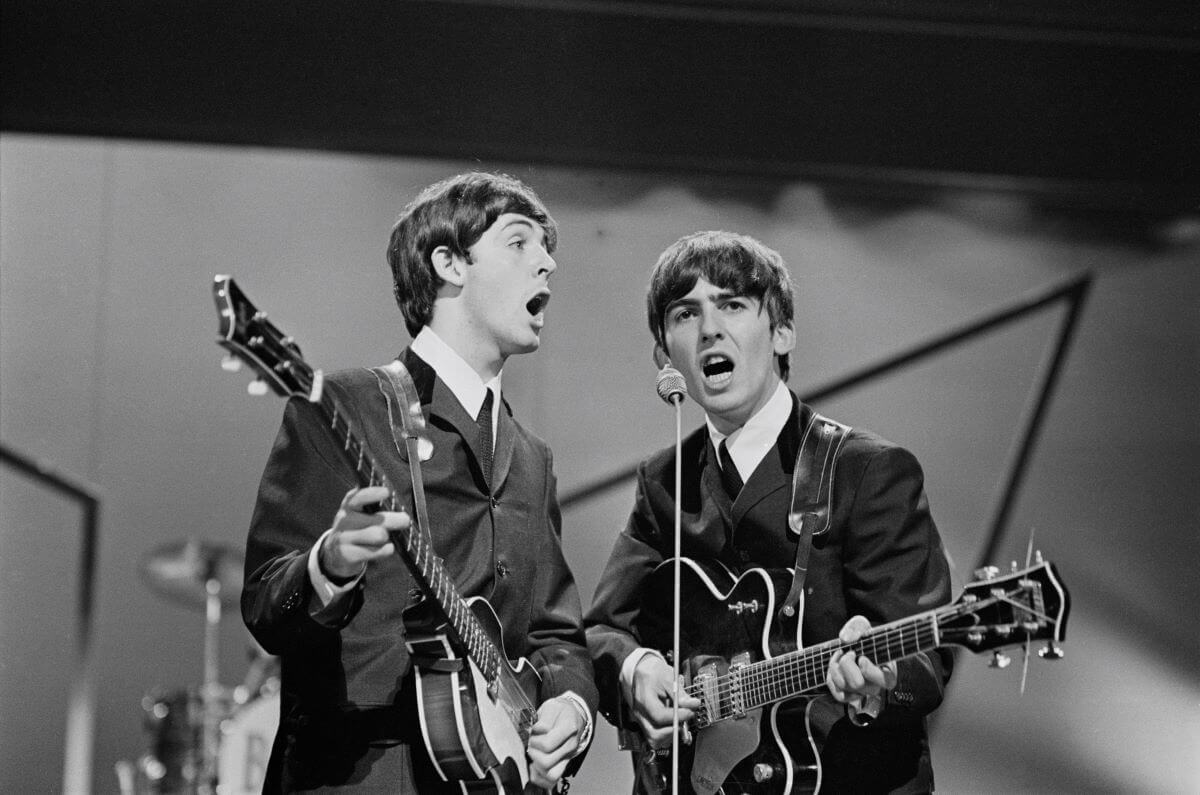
4, 1, 1198, 212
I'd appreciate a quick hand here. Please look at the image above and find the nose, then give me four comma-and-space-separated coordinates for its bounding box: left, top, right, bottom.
699, 307, 724, 341
537, 249, 557, 277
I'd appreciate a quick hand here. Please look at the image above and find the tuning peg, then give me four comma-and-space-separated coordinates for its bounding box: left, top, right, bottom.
973, 565, 1000, 581
247, 378, 269, 396
1038, 640, 1065, 661
989, 651, 1011, 669
221, 355, 243, 373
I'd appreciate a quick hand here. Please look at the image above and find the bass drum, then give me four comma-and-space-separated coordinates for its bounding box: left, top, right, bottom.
217, 692, 279, 794
134, 686, 235, 793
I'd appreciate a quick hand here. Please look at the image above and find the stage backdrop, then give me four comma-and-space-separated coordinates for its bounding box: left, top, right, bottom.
1, 134, 1197, 793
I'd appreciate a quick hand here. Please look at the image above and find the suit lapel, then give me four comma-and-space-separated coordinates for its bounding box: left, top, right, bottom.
398, 349, 491, 493
731, 394, 809, 526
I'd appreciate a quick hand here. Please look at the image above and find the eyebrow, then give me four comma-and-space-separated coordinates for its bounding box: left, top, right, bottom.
499, 218, 539, 235
666, 289, 744, 312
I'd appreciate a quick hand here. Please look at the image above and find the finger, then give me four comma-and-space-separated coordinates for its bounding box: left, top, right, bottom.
857, 656, 891, 689
839, 615, 871, 643
826, 669, 845, 701
839, 655, 866, 692
343, 485, 391, 510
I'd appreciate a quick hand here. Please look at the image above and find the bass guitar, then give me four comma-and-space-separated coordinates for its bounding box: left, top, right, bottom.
625, 555, 1070, 794
213, 276, 546, 794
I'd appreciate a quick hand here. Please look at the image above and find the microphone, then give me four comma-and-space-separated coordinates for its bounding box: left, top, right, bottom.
655, 365, 687, 405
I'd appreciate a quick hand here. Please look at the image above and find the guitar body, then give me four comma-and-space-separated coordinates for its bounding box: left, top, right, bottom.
405, 596, 545, 794
633, 558, 826, 795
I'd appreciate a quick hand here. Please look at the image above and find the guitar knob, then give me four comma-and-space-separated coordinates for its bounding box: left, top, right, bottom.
973, 565, 1000, 581
1038, 641, 1064, 661
989, 651, 1011, 669
247, 378, 269, 396
752, 763, 782, 783
221, 355, 243, 373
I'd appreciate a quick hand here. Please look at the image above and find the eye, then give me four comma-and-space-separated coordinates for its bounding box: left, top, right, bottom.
723, 298, 747, 312
669, 307, 694, 325
509, 237, 526, 250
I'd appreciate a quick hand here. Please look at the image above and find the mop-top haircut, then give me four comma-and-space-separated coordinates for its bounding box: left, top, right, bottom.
387, 172, 558, 337
646, 230, 796, 381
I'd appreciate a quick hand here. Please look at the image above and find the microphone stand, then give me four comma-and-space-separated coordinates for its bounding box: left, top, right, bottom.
669, 388, 683, 794
655, 364, 687, 794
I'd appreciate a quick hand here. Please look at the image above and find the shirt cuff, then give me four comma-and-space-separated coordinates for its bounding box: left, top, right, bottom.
556, 691, 594, 754
307, 528, 363, 608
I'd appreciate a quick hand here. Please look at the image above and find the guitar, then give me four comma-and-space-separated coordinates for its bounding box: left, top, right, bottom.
213, 276, 546, 794
625, 555, 1070, 794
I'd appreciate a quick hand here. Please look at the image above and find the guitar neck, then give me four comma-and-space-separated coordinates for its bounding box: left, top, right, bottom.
688, 607, 945, 729
747, 614, 939, 713
307, 379, 507, 683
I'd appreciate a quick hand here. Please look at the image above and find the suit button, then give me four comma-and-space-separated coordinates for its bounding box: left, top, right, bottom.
495, 561, 509, 578
490, 496, 499, 509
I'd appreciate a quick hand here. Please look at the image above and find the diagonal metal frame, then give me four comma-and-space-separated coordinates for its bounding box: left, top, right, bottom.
561, 272, 1093, 572
1, 442, 101, 793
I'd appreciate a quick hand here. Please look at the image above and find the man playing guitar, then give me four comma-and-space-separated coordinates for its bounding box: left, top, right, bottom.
241, 173, 596, 792
586, 231, 954, 793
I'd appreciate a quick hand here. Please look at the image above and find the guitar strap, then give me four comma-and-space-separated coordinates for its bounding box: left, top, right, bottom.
778, 412, 851, 622
370, 359, 435, 542
372, 360, 468, 673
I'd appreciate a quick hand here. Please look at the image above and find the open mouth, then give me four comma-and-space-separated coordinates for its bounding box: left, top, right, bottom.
526, 291, 550, 317
702, 354, 734, 385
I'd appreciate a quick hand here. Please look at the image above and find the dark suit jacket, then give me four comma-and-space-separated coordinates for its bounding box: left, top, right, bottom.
243, 350, 597, 792
586, 393, 952, 793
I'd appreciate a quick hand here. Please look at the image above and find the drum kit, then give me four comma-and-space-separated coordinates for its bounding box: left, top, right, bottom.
116, 538, 279, 795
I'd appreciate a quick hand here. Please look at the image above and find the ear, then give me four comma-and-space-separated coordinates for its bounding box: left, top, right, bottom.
772, 323, 796, 356
430, 245, 467, 288
652, 345, 671, 370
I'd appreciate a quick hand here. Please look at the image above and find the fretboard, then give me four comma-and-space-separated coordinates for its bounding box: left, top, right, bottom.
303, 371, 506, 684
687, 612, 942, 729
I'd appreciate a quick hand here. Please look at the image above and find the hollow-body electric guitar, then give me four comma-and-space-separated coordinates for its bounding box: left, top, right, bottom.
213, 276, 546, 794
625, 555, 1070, 794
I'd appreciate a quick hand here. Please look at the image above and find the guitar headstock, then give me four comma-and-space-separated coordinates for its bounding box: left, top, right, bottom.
939, 556, 1070, 659
213, 275, 314, 399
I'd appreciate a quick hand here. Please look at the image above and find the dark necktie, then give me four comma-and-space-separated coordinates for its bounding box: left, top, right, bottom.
477, 388, 494, 487
718, 439, 743, 500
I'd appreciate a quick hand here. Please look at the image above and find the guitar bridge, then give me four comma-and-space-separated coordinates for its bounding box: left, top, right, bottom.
727, 600, 761, 614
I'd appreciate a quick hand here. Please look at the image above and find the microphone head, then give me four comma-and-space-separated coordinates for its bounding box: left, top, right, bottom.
655, 365, 688, 405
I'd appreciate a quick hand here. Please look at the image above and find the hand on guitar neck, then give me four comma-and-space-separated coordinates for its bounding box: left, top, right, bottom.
318, 486, 405, 583
826, 615, 899, 724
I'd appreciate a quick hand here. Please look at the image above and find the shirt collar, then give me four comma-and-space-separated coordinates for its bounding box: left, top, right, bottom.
707, 380, 791, 480
410, 326, 502, 419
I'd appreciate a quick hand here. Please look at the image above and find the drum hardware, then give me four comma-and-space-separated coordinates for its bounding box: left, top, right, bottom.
120, 538, 277, 794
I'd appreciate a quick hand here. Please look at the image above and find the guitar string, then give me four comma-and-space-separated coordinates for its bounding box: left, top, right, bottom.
244, 309, 536, 717
318, 385, 528, 708
683, 592, 1030, 725
681, 622, 938, 727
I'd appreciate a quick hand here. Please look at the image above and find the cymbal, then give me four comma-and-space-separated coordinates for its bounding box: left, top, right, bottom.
140, 538, 244, 610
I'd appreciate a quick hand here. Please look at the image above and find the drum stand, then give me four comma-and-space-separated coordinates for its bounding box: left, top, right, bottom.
129, 537, 244, 795
199, 568, 224, 793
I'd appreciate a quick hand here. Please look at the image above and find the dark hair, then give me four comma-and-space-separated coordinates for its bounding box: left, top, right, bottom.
386, 172, 558, 337
647, 230, 795, 381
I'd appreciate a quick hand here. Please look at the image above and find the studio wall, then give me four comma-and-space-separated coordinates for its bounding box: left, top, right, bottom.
1, 134, 1197, 792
